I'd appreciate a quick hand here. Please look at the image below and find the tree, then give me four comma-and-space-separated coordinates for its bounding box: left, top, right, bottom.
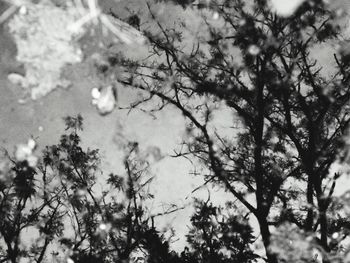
185, 199, 257, 263
0, 115, 181, 262
0, 115, 259, 263
103, 0, 350, 262
3, 0, 350, 262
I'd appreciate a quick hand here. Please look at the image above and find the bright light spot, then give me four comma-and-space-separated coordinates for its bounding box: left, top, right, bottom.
27, 138, 36, 150
91, 88, 101, 99
248, 45, 261, 56
93, 85, 117, 115
269, 0, 306, 17
15, 138, 38, 167
19, 6, 27, 15
99, 223, 107, 230
15, 144, 32, 162
38, 126, 44, 132
67, 258, 74, 263
332, 232, 339, 239
212, 12, 219, 20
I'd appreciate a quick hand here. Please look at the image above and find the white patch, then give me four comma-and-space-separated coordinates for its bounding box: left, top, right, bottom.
99, 223, 107, 230
19, 6, 27, 16
248, 45, 261, 56
27, 138, 36, 150
17, 99, 26, 104
15, 144, 32, 161
91, 88, 101, 99
14, 138, 38, 167
94, 85, 117, 115
269, 0, 306, 17
8, 73, 26, 86
26, 155, 38, 167
332, 232, 339, 239
212, 12, 219, 20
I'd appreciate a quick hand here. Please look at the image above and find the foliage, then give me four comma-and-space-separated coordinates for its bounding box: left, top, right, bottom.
185, 199, 257, 263
106, 0, 350, 262
3, 0, 350, 262
0, 116, 178, 262
0, 115, 261, 262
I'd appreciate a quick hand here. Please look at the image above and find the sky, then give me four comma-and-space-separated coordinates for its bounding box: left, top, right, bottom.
0, 0, 235, 251
1, 0, 350, 254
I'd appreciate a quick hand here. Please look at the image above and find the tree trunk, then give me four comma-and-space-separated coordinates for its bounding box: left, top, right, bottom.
258, 216, 278, 263
305, 175, 314, 231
